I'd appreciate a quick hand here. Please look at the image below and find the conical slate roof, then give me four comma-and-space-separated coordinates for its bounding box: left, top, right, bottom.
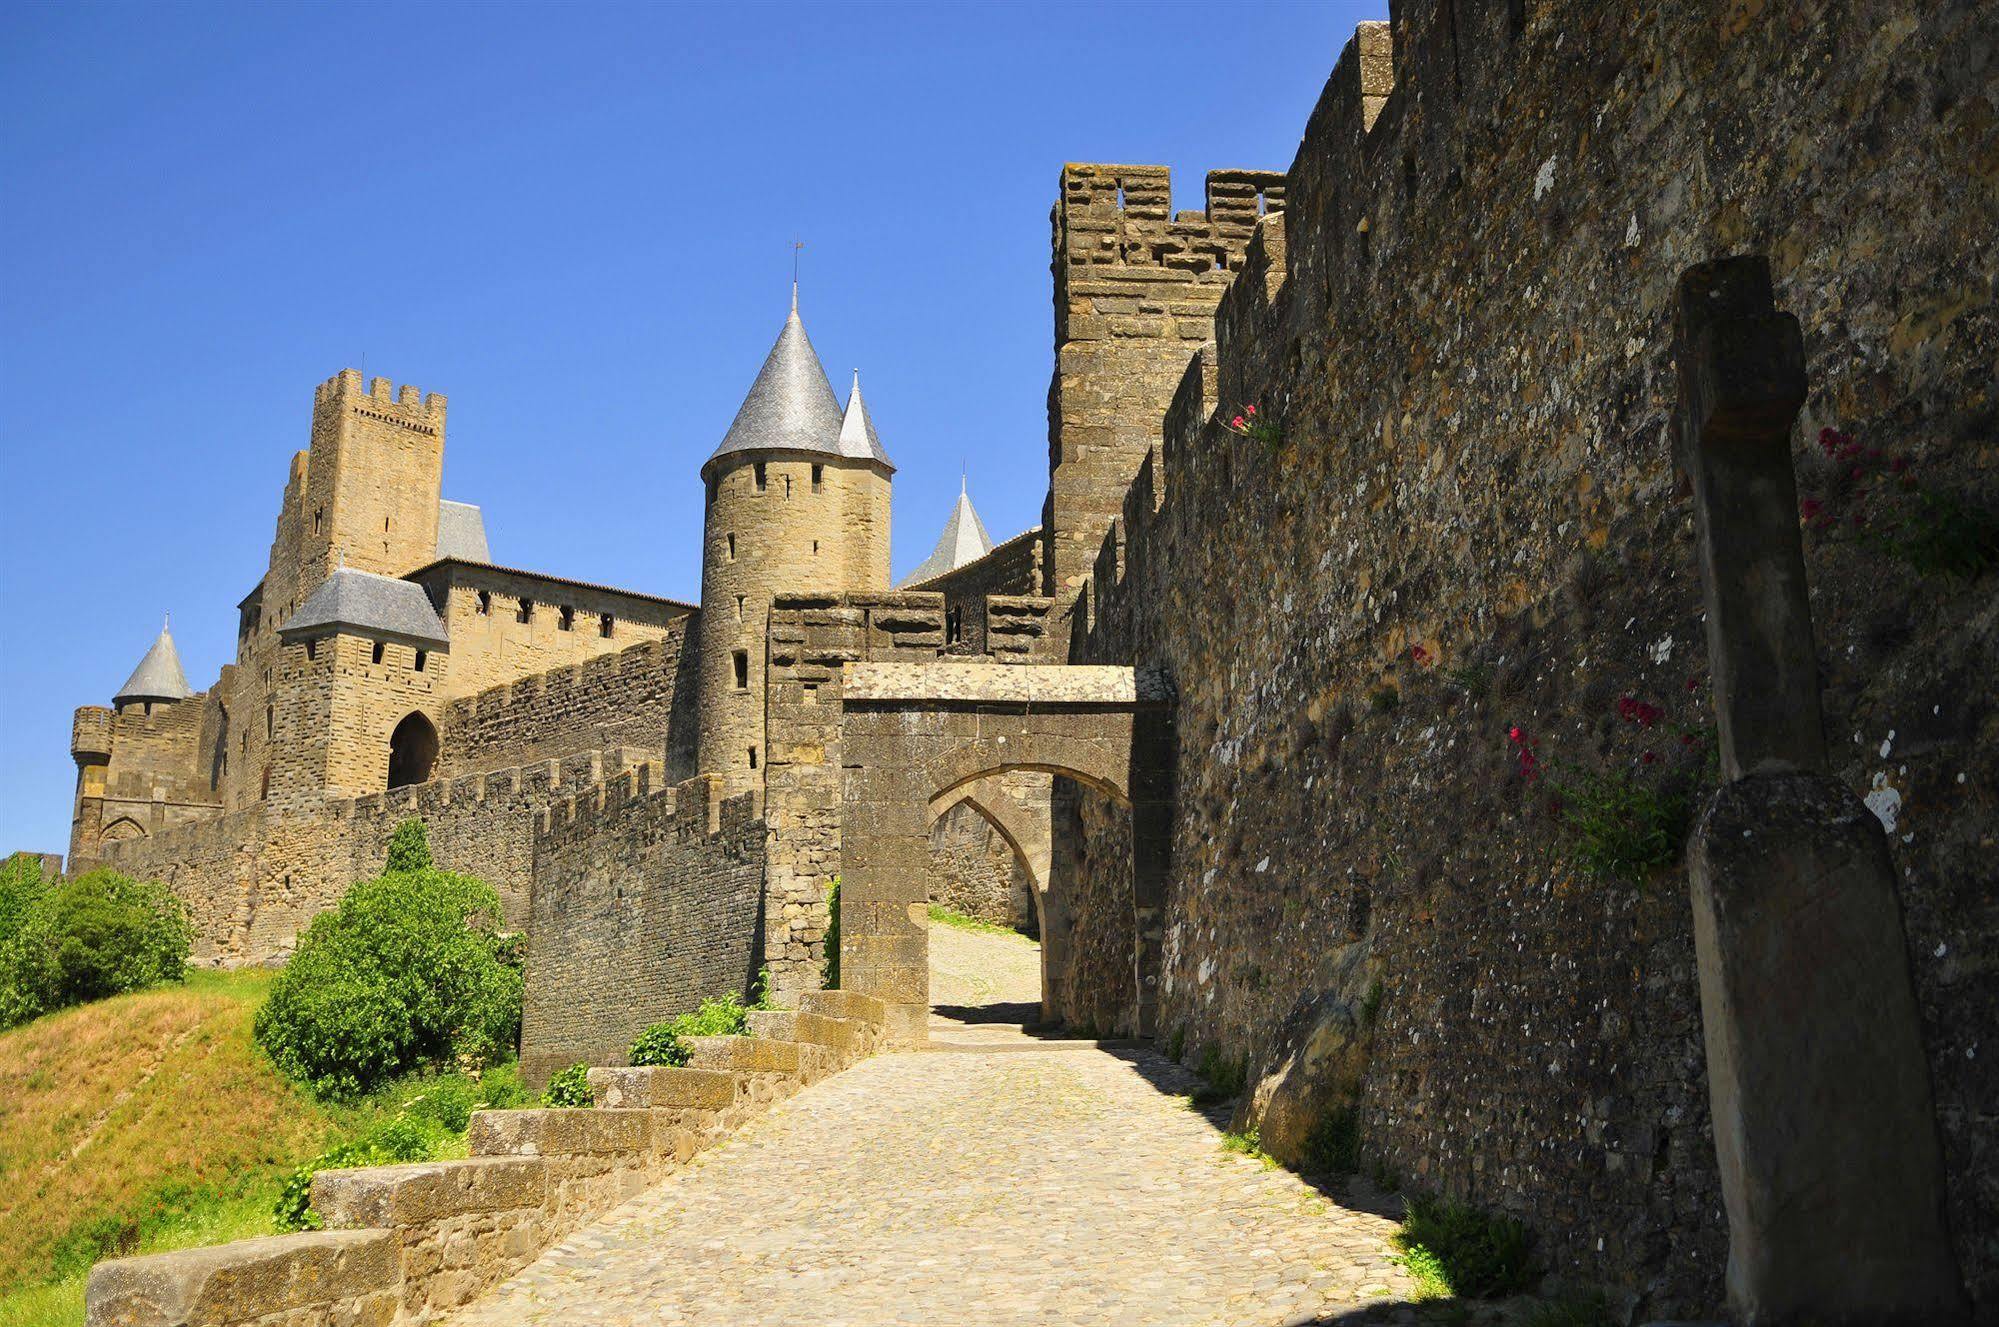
901, 480, 996, 586
116, 617, 193, 705
280, 567, 450, 648
704, 289, 845, 476
836, 371, 895, 470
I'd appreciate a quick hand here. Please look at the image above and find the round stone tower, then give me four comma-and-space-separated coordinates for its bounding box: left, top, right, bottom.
697, 290, 894, 795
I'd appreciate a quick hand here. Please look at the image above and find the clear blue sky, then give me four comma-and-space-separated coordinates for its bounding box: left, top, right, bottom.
0, 0, 1382, 855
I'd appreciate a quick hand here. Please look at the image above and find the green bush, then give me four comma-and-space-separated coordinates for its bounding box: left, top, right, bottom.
628, 1022, 691, 1068
541, 1063, 593, 1108
273, 1114, 440, 1232
254, 826, 521, 1097
628, 990, 755, 1069
1192, 1045, 1248, 1103
1394, 1193, 1537, 1298
384, 818, 434, 873
0, 864, 189, 1029
1306, 1101, 1362, 1175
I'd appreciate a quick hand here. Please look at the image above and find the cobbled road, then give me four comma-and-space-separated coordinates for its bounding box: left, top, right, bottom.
446, 928, 1422, 1327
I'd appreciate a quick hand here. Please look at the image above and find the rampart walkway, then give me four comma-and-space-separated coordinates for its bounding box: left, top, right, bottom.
445, 931, 1418, 1327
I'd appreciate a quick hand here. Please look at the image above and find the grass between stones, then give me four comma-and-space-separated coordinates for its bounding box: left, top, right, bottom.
925, 904, 1027, 938
0, 968, 520, 1327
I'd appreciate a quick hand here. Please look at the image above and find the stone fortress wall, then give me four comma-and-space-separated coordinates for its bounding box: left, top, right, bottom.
1055, 3, 1997, 1313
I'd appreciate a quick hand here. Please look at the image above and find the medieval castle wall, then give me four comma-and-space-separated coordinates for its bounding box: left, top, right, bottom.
520, 769, 765, 1084
1057, 4, 1997, 1313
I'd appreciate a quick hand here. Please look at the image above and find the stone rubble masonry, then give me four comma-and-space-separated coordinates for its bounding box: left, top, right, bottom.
520, 767, 763, 1086
928, 798, 1035, 932
1061, 4, 1996, 1317
1044, 163, 1286, 649
85, 998, 893, 1327
759, 591, 964, 1005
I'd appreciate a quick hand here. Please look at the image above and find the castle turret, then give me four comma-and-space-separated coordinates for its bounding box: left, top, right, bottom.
900, 479, 995, 586
114, 616, 193, 712
696, 291, 894, 794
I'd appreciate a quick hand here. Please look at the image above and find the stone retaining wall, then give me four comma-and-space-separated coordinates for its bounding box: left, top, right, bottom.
83, 991, 890, 1327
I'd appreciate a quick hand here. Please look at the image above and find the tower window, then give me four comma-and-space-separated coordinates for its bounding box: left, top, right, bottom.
812, 540, 819, 556
313, 509, 322, 533
784, 475, 792, 499
748, 745, 758, 770
518, 598, 534, 624
372, 641, 385, 665
383, 517, 391, 532
600, 613, 615, 638
306, 639, 318, 660
733, 651, 749, 689
727, 533, 736, 561
265, 706, 274, 739
811, 464, 823, 491
477, 590, 491, 615
754, 462, 766, 491
735, 595, 745, 622
414, 649, 427, 672
946, 607, 963, 644
559, 605, 575, 632
143, 701, 153, 717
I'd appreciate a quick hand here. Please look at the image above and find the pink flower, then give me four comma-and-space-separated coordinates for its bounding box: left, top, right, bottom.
1684, 677, 1699, 693
1508, 726, 1524, 743
1231, 415, 1245, 429
1641, 750, 1659, 765
1245, 404, 1257, 416
1800, 498, 1823, 521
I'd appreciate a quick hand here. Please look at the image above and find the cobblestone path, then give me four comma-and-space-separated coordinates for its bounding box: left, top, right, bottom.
447, 929, 1421, 1326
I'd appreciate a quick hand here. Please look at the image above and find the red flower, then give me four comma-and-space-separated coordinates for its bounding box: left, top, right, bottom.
1509, 726, 1524, 743
1616, 696, 1663, 728
1852, 511, 1867, 529
1245, 404, 1257, 416
1680, 733, 1696, 747
1684, 677, 1699, 693
1890, 456, 1911, 474
1411, 644, 1432, 665
1231, 415, 1245, 429
1800, 498, 1823, 521
1641, 750, 1659, 765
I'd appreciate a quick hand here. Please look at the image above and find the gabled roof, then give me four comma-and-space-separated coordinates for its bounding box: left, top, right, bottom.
704, 290, 845, 476
280, 567, 449, 649
900, 481, 996, 586
436, 500, 490, 562
115, 618, 193, 705
836, 371, 895, 471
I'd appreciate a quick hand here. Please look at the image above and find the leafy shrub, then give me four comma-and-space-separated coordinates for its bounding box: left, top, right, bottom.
541, 1063, 593, 1108
398, 1064, 525, 1132
628, 1021, 691, 1068
628, 990, 756, 1069
254, 829, 521, 1097
1394, 1193, 1536, 1298
384, 818, 434, 873
273, 1114, 440, 1232
1192, 1045, 1249, 1103
0, 865, 188, 1029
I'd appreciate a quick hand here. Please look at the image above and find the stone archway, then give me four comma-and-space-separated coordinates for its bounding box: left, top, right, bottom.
387, 711, 439, 789
929, 775, 1059, 1014
832, 661, 1172, 1044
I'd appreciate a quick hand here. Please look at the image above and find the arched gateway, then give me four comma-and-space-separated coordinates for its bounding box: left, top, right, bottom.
785, 659, 1173, 1045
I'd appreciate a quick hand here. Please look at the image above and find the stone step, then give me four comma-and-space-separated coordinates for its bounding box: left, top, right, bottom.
468, 1108, 663, 1160
586, 1065, 740, 1110
311, 1156, 546, 1230
745, 1008, 869, 1051
685, 1035, 840, 1081
86, 1231, 399, 1327
799, 989, 889, 1026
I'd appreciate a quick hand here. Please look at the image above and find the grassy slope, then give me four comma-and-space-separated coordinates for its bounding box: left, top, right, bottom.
0, 971, 333, 1326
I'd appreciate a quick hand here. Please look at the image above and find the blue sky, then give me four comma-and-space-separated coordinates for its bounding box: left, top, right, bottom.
0, 0, 1382, 854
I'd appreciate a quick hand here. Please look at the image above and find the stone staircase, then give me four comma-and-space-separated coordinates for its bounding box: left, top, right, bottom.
83, 990, 892, 1327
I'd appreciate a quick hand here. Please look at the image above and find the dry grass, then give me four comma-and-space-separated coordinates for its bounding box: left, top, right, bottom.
0, 969, 334, 1293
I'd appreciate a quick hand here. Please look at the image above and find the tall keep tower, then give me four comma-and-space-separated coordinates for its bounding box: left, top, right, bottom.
697, 291, 893, 794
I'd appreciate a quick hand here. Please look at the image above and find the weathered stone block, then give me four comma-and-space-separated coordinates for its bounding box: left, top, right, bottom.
312, 1157, 546, 1231
585, 1065, 740, 1110
85, 1231, 399, 1327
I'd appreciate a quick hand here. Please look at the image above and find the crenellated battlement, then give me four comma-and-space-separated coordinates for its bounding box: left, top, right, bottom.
312, 366, 447, 423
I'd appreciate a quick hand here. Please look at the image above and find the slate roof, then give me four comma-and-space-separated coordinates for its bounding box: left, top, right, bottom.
280, 567, 450, 648
435, 500, 490, 562
115, 618, 193, 705
704, 290, 847, 475
836, 371, 895, 470
901, 481, 996, 586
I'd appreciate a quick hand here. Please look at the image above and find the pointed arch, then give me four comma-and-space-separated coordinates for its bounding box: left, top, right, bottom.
387, 711, 439, 789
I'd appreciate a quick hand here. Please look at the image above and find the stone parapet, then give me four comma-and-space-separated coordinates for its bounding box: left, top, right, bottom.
85, 1231, 400, 1327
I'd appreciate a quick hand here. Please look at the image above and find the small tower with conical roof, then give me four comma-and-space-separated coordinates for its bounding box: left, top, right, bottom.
696, 289, 894, 794
114, 615, 194, 714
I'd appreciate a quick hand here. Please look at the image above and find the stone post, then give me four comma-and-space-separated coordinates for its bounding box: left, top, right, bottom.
1674, 255, 1966, 1325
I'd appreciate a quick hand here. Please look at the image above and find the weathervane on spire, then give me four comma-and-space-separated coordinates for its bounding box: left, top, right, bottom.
792, 239, 804, 310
